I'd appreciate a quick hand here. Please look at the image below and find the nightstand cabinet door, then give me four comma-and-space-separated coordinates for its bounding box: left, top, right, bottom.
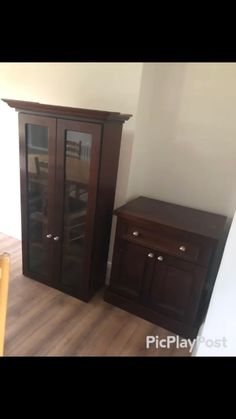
110, 241, 152, 300
142, 253, 207, 324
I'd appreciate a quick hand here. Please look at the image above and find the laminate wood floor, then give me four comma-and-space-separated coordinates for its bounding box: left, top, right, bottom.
1, 233, 190, 357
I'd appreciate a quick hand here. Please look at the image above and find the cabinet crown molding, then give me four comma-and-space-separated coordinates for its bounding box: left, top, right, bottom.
2, 99, 132, 123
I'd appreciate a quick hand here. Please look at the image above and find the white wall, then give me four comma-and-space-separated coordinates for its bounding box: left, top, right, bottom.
0, 63, 143, 239
0, 101, 21, 238
1, 62, 236, 249
127, 63, 236, 217
195, 211, 236, 356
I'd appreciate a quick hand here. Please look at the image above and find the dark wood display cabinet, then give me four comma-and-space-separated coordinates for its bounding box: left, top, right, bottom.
3, 99, 131, 301
104, 197, 230, 338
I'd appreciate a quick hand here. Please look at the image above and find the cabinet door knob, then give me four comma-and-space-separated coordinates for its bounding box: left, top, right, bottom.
157, 256, 164, 262
148, 252, 154, 258
53, 236, 60, 241
46, 234, 52, 239
179, 245, 186, 252
132, 231, 139, 237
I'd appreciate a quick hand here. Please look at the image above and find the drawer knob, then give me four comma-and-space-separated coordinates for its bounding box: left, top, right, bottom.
148, 253, 154, 258
157, 256, 164, 262
179, 245, 186, 252
46, 234, 52, 239
53, 236, 60, 241
132, 231, 139, 237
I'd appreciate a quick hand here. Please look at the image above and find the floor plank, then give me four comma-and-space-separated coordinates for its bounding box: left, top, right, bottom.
0, 233, 190, 356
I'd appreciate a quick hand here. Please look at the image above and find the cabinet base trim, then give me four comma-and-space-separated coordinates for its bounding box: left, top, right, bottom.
23, 270, 94, 302
104, 288, 199, 339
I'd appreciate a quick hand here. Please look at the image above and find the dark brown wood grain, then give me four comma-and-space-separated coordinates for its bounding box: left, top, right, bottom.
115, 196, 227, 239
105, 196, 230, 338
90, 122, 124, 294
2, 99, 131, 122
7, 100, 132, 302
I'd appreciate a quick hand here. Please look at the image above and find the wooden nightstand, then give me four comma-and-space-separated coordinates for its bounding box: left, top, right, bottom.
104, 196, 230, 338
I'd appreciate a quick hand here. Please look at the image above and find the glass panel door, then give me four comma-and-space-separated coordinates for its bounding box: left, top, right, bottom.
62, 130, 91, 287
55, 120, 101, 293
27, 124, 49, 275
20, 115, 56, 281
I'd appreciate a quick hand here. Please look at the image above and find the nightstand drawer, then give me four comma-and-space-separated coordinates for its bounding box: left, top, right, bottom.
124, 224, 201, 264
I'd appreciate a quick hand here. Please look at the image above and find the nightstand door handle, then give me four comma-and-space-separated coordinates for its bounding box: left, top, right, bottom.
179, 245, 186, 252
132, 231, 139, 237
148, 253, 154, 258
157, 256, 164, 262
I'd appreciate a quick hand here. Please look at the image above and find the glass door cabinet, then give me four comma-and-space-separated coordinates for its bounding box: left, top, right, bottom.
3, 99, 131, 301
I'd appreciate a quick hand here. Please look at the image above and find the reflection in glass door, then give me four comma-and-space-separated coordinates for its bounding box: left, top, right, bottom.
61, 130, 92, 287
26, 124, 49, 276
